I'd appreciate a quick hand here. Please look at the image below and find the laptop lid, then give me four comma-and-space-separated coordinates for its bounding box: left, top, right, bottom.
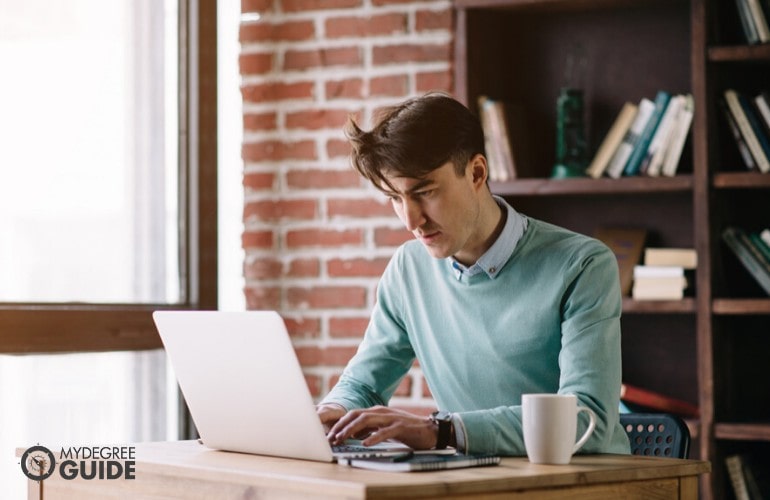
153, 310, 411, 463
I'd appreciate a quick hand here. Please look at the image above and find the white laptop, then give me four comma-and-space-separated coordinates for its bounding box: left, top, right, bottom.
153, 310, 413, 462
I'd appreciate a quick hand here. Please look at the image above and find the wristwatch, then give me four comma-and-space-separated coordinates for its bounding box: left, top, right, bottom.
430, 410, 453, 449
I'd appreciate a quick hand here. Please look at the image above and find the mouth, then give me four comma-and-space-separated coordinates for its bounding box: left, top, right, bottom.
416, 230, 440, 244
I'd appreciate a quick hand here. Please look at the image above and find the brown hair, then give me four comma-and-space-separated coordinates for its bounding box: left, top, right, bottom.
345, 93, 485, 191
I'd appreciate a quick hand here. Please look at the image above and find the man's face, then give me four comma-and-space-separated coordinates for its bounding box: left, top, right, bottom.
381, 158, 486, 265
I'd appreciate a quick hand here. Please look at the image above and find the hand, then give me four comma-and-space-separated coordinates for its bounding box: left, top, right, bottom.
326, 406, 438, 450
316, 403, 347, 432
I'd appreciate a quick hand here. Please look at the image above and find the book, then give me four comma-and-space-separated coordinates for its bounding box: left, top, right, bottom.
722, 226, 770, 295
736, 0, 760, 44
478, 96, 510, 182
341, 452, 501, 472
738, 91, 770, 168
755, 91, 770, 135
761, 228, 770, 248
594, 227, 648, 296
749, 231, 770, 264
644, 248, 697, 269
726, 454, 769, 500
605, 98, 656, 179
633, 265, 685, 278
643, 95, 684, 177
620, 383, 699, 418
660, 94, 695, 177
632, 280, 686, 300
624, 91, 672, 176
585, 102, 638, 179
724, 89, 770, 173
746, 0, 770, 42
721, 97, 757, 171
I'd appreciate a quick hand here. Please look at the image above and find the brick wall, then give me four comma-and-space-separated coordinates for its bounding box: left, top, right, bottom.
239, 0, 454, 414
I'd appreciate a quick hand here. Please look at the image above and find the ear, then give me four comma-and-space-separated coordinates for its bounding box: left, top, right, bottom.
468, 154, 488, 190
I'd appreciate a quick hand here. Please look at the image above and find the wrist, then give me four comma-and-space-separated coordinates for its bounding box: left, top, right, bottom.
430, 410, 453, 449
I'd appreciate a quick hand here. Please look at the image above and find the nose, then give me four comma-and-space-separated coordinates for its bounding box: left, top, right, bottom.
398, 198, 425, 232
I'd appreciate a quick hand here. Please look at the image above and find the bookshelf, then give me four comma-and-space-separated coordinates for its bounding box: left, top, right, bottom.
453, 0, 770, 498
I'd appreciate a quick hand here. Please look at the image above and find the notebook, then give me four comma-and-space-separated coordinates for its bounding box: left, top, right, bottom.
153, 310, 413, 462
342, 452, 501, 472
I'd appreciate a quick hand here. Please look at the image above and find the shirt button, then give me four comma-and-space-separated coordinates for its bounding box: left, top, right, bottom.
488, 267, 496, 273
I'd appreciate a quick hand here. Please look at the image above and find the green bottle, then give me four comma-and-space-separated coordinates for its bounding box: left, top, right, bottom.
551, 88, 588, 179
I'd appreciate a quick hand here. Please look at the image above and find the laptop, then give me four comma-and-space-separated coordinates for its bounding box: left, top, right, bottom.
153, 310, 414, 462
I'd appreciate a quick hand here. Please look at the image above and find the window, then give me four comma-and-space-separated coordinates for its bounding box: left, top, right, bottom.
0, 0, 217, 352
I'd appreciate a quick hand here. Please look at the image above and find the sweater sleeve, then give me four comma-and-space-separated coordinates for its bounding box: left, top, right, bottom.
320, 250, 416, 410
456, 244, 628, 455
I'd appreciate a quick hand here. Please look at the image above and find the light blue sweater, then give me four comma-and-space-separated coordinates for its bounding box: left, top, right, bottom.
322, 208, 630, 456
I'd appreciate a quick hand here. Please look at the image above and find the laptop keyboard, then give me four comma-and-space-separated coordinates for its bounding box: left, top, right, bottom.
332, 443, 376, 453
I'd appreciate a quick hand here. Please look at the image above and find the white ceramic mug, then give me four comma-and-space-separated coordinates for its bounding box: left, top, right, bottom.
522, 393, 597, 465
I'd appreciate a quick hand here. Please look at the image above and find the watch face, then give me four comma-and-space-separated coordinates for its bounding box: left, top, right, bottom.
432, 410, 452, 422
21, 445, 56, 481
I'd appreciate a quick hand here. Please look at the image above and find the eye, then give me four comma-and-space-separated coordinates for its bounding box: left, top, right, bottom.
415, 189, 434, 198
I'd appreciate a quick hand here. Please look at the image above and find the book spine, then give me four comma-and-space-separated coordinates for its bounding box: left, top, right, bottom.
624, 91, 672, 176
755, 92, 770, 136
749, 232, 770, 264
722, 227, 770, 295
724, 89, 770, 173
606, 99, 655, 179
737, 92, 770, 168
585, 102, 638, 179
721, 98, 757, 170
736, 0, 760, 44
642, 95, 683, 176
661, 94, 694, 177
746, 0, 770, 41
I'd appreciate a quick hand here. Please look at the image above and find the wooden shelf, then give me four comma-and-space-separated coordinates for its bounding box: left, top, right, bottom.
622, 298, 696, 314
713, 172, 770, 189
455, 0, 674, 12
490, 175, 693, 197
712, 299, 770, 315
714, 422, 770, 442
708, 43, 770, 62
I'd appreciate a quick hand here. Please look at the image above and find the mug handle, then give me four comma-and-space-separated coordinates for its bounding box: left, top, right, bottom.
573, 406, 597, 453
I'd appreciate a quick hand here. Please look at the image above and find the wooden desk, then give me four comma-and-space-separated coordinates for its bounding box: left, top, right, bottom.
28, 440, 710, 499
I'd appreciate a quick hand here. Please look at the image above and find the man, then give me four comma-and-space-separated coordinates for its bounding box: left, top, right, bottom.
317, 93, 630, 456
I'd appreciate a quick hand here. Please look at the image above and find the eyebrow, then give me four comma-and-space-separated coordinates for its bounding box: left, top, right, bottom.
382, 178, 436, 197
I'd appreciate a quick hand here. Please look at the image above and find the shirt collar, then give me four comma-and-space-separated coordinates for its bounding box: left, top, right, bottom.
449, 195, 527, 280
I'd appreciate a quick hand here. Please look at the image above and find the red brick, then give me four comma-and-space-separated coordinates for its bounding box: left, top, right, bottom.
326, 78, 363, 99
286, 169, 361, 189
239, 20, 315, 42
285, 228, 363, 248
243, 112, 277, 131
242, 140, 317, 162
327, 139, 352, 158
284, 47, 362, 71
282, 0, 361, 12
328, 198, 393, 218
327, 257, 390, 277
369, 74, 408, 97
244, 257, 283, 280
372, 0, 419, 4
372, 43, 451, 65
239, 53, 273, 75
241, 81, 314, 103
287, 258, 320, 277
295, 345, 360, 367
285, 316, 322, 338
242, 230, 274, 249
393, 376, 412, 397
243, 172, 275, 190
304, 373, 322, 397
244, 286, 281, 310
422, 376, 434, 398
374, 226, 412, 247
285, 108, 352, 130
288, 286, 367, 309
242, 0, 273, 12
243, 199, 317, 222
415, 9, 453, 32
329, 316, 369, 338
325, 13, 406, 38
416, 70, 453, 93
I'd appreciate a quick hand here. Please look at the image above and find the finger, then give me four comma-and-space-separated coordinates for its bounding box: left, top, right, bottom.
331, 412, 393, 445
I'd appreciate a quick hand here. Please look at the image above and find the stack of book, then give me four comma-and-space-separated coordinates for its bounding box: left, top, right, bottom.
722, 226, 770, 295
586, 91, 694, 179
619, 383, 699, 418
721, 88, 770, 173
734, 0, 770, 44
631, 247, 697, 300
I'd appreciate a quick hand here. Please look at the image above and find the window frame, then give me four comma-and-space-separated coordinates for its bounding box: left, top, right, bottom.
0, 0, 218, 354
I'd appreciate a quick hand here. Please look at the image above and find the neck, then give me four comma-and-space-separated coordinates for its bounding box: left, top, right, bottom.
455, 194, 505, 266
